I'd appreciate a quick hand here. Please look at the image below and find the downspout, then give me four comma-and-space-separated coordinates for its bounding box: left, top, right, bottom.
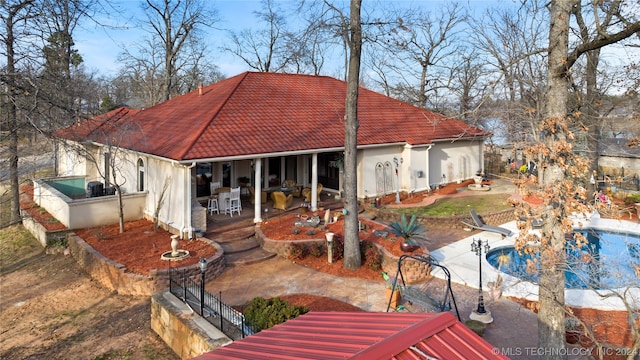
425, 144, 433, 191
183, 162, 196, 239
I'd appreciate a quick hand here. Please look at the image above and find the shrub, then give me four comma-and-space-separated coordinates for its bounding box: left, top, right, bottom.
309, 243, 323, 257
286, 243, 305, 260
306, 229, 316, 236
626, 193, 640, 204
363, 242, 382, 271
332, 234, 345, 262
291, 228, 300, 235
243, 296, 309, 331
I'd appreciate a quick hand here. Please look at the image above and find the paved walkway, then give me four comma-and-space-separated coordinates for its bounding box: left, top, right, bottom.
205, 177, 589, 359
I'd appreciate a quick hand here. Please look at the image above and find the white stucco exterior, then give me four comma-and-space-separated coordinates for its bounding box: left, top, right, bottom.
52, 136, 484, 237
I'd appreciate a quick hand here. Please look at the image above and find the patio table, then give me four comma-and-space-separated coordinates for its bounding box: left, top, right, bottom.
216, 187, 231, 213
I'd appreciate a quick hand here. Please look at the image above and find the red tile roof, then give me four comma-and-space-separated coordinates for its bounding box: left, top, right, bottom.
191, 312, 507, 360
56, 72, 488, 162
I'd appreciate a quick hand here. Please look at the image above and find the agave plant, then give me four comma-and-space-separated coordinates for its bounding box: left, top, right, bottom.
386, 214, 428, 246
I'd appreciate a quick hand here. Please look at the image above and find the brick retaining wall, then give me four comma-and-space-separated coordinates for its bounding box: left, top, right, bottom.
67, 233, 225, 296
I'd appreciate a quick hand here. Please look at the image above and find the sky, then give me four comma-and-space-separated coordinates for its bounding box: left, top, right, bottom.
75, 0, 266, 77
73, 0, 638, 84
74, 0, 509, 78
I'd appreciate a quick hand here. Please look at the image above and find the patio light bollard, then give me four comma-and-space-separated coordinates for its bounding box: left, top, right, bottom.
469, 238, 493, 324
325, 232, 334, 264
393, 156, 403, 203
199, 258, 207, 317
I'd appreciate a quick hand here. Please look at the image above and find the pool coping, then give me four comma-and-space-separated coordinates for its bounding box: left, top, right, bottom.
429, 213, 640, 310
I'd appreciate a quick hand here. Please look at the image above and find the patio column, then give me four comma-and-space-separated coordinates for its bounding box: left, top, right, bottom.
311, 153, 318, 211
254, 158, 263, 223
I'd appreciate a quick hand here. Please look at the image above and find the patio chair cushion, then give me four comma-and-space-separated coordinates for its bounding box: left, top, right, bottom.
271, 191, 293, 210
248, 186, 267, 204
302, 184, 323, 202
283, 179, 302, 197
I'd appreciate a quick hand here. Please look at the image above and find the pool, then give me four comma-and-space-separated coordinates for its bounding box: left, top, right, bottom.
486, 229, 640, 290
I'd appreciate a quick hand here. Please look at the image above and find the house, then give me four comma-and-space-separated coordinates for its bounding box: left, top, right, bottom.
53, 72, 488, 237
190, 311, 508, 360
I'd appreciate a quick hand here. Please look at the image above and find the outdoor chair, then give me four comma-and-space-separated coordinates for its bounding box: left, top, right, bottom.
271, 191, 293, 210
210, 181, 221, 195
302, 184, 323, 202
225, 187, 242, 216
282, 179, 302, 197
207, 196, 219, 215
462, 209, 513, 237
248, 186, 267, 204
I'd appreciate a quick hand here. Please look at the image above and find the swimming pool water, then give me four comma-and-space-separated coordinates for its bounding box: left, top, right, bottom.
486, 229, 640, 289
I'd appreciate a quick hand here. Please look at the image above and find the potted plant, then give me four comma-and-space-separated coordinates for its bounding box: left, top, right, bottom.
333, 212, 341, 223
382, 272, 401, 309
237, 176, 250, 187
386, 214, 427, 252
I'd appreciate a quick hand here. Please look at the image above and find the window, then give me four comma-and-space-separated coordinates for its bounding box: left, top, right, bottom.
137, 158, 145, 192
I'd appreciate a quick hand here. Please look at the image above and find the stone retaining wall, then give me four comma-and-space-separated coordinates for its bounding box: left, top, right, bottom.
67, 233, 225, 296
368, 207, 516, 230
151, 291, 231, 359
255, 227, 430, 283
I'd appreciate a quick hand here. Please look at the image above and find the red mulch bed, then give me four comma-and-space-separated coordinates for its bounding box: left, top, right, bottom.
261, 215, 423, 258
260, 214, 425, 282
19, 184, 67, 231
75, 219, 218, 275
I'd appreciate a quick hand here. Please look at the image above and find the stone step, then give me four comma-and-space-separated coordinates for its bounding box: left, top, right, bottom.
220, 237, 260, 254
225, 247, 276, 266
208, 226, 255, 243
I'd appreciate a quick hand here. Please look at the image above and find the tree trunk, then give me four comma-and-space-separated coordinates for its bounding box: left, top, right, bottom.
342, 0, 362, 270
4, 6, 21, 225
538, 0, 573, 358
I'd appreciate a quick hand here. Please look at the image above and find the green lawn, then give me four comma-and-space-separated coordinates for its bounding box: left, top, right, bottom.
391, 194, 513, 216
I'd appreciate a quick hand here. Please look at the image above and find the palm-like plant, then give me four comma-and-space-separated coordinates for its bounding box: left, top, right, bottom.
387, 214, 428, 247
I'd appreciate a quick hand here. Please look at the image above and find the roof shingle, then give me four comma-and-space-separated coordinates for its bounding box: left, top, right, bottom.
56, 72, 487, 161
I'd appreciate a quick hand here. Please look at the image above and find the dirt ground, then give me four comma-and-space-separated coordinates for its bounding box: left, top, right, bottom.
0, 229, 178, 360
0, 222, 376, 360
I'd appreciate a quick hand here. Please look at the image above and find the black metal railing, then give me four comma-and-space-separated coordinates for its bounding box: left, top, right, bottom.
169, 268, 259, 340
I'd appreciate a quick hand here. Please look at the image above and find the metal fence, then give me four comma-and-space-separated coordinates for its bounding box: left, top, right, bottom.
168, 268, 258, 340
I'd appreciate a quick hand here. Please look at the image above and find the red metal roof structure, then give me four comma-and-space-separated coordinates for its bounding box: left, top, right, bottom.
191, 312, 507, 360
55, 72, 488, 162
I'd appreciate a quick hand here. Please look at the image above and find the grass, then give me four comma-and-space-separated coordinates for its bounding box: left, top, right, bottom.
392, 193, 512, 216
0, 224, 40, 270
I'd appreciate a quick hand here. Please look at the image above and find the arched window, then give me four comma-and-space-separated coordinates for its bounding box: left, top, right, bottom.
137, 158, 145, 192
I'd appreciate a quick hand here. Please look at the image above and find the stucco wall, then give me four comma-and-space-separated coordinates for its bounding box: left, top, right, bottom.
599, 155, 640, 178
33, 178, 147, 229
429, 140, 483, 188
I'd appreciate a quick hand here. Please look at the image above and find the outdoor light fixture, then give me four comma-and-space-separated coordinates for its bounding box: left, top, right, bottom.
199, 258, 207, 316
469, 238, 493, 323
393, 156, 403, 203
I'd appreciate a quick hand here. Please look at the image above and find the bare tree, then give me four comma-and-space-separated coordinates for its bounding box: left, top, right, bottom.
223, 0, 292, 73
519, 0, 640, 357
469, 0, 549, 151
0, 0, 39, 226
119, 0, 217, 105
